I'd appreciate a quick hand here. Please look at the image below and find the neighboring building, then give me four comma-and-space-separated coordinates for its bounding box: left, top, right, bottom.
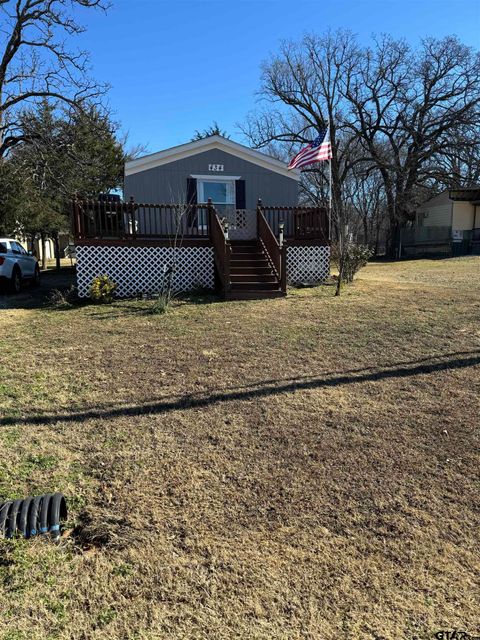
416, 188, 479, 235
402, 187, 480, 256
73, 136, 331, 300
17, 233, 70, 263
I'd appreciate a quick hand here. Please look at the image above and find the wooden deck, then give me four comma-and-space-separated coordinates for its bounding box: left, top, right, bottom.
72, 198, 330, 299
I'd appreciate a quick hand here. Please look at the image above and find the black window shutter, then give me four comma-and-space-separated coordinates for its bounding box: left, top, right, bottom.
186, 178, 197, 227
186, 178, 197, 204
235, 179, 246, 209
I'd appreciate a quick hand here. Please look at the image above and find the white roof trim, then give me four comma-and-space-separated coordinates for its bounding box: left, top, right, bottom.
190, 174, 241, 181
125, 135, 300, 182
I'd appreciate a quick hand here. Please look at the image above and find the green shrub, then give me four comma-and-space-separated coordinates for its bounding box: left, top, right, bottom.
89, 274, 117, 304
151, 292, 170, 315
342, 244, 373, 283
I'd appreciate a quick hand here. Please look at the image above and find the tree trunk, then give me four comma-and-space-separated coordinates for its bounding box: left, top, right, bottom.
41, 232, 47, 270
374, 222, 380, 257
53, 232, 61, 270
386, 215, 400, 259
335, 223, 348, 296
30, 233, 36, 257
335, 255, 343, 296
363, 213, 369, 247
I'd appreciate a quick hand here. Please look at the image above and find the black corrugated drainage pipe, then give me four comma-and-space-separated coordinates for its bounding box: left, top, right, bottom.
0, 493, 67, 539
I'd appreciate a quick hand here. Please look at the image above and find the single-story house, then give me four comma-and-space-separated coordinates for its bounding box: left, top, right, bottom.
401, 187, 480, 256
74, 135, 331, 300
124, 135, 299, 211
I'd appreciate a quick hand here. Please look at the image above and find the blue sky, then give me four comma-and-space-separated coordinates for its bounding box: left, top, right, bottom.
74, 0, 480, 153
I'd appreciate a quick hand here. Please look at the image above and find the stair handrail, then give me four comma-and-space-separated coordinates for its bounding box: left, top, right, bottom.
208, 199, 231, 295
256, 199, 287, 293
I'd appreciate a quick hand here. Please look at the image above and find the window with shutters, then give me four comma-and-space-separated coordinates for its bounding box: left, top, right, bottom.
197, 178, 236, 213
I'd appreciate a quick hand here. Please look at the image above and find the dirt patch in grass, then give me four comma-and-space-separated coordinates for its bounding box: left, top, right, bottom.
0, 258, 479, 639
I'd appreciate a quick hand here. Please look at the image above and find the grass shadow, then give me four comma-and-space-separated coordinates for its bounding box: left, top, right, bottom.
2, 350, 479, 428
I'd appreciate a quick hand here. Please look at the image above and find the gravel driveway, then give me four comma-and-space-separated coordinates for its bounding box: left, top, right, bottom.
0, 267, 76, 310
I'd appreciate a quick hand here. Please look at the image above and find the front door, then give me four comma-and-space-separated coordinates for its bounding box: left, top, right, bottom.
197, 178, 257, 240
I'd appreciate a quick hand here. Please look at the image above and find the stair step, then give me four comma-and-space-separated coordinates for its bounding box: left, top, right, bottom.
230, 257, 269, 265
230, 274, 278, 283
221, 240, 285, 300
230, 243, 260, 250
226, 290, 286, 300
230, 251, 265, 259
230, 282, 281, 291
230, 266, 273, 275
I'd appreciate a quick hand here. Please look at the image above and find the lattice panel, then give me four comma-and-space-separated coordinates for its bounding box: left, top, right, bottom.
287, 245, 330, 285
76, 245, 215, 298
226, 209, 257, 240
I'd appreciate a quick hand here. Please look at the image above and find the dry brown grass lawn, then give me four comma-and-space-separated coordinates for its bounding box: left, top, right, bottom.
0, 257, 479, 640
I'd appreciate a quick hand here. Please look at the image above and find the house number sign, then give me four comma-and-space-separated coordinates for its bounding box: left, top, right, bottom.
208, 164, 224, 172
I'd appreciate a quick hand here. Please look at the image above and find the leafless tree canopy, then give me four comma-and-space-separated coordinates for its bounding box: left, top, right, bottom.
0, 0, 109, 157
241, 31, 480, 256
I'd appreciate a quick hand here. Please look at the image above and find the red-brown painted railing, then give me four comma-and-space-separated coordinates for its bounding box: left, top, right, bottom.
208, 200, 231, 296
257, 201, 286, 293
73, 198, 330, 245
260, 205, 329, 242
72, 197, 211, 240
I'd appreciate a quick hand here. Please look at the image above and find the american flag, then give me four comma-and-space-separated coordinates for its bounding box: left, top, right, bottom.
288, 127, 332, 170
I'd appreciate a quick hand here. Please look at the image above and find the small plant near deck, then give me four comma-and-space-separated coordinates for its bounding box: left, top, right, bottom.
89, 274, 117, 304
48, 285, 78, 309
151, 292, 170, 315
150, 264, 174, 314
342, 244, 373, 283
333, 243, 373, 288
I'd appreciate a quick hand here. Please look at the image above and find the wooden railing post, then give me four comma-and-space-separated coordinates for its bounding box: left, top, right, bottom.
209, 199, 232, 298
207, 197, 213, 239
280, 243, 287, 293
256, 198, 262, 238
278, 221, 284, 248
129, 195, 136, 238
72, 193, 81, 239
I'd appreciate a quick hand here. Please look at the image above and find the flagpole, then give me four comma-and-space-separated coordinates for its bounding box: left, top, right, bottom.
328, 156, 332, 241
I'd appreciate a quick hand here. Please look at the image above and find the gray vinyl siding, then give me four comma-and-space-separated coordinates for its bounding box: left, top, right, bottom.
124, 149, 298, 208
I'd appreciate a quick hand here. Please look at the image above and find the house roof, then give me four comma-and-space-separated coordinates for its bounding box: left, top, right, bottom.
418, 190, 450, 210
125, 135, 301, 182
449, 187, 480, 203
419, 187, 480, 209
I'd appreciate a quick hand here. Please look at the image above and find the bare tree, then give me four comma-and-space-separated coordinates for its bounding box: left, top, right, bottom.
0, 0, 109, 158
425, 124, 480, 189
345, 35, 480, 256
343, 164, 387, 254
243, 31, 480, 262
240, 30, 367, 294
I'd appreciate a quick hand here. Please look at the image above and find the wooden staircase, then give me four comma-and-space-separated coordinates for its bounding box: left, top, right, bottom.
209, 202, 287, 301
227, 240, 285, 300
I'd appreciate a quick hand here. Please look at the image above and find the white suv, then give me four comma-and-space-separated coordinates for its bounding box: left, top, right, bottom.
0, 239, 40, 293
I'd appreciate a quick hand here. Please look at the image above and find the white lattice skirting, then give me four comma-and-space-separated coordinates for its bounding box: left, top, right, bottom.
76, 245, 215, 298
287, 245, 330, 285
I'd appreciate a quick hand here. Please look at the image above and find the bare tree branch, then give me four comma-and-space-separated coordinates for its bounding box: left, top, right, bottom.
0, 0, 110, 157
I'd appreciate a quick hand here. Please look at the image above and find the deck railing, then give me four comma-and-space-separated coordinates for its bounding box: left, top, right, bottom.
257, 203, 286, 293
72, 197, 330, 244
72, 198, 210, 240
260, 204, 329, 241
208, 201, 231, 294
